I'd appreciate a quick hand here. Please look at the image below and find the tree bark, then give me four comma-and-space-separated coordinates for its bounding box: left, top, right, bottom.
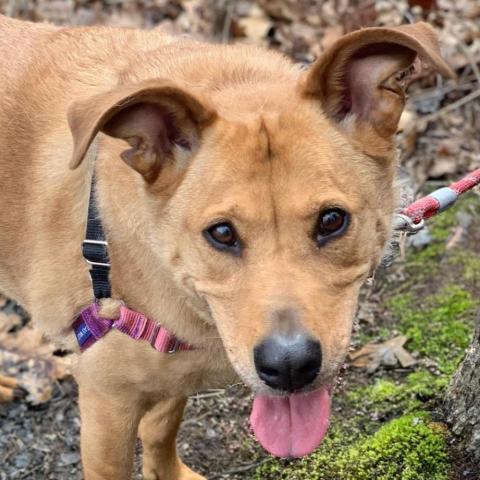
444, 318, 480, 464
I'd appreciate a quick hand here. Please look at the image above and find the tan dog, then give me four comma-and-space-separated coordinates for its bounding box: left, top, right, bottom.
0, 14, 453, 480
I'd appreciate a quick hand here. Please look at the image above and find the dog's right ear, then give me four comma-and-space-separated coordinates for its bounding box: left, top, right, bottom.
299, 22, 455, 158
68, 80, 216, 181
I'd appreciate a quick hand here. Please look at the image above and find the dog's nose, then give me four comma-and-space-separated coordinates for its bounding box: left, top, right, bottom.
253, 333, 322, 392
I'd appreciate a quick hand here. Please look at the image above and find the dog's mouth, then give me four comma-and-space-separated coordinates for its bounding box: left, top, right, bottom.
250, 386, 331, 458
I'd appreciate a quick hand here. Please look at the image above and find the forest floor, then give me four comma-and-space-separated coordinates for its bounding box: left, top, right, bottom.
0, 0, 479, 479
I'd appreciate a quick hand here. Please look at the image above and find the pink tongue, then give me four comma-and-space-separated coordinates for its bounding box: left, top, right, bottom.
250, 388, 330, 458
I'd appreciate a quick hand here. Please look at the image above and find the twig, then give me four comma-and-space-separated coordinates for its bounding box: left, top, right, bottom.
209, 458, 271, 479
19, 464, 43, 479
419, 88, 480, 126
410, 81, 476, 103
191, 389, 225, 399
458, 43, 480, 85
181, 411, 211, 427
221, 0, 235, 44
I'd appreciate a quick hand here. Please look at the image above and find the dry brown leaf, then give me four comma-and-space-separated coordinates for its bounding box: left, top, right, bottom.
237, 4, 272, 43
0, 322, 73, 404
349, 335, 417, 372
428, 138, 465, 178
0, 350, 55, 403
398, 109, 421, 158
0, 311, 23, 334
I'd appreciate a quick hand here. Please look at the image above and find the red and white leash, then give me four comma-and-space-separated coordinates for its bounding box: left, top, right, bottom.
394, 168, 480, 233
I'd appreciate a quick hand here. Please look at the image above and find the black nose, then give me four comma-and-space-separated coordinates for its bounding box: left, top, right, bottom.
253, 333, 322, 392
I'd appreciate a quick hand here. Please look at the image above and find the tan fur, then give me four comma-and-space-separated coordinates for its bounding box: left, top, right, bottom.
0, 14, 452, 479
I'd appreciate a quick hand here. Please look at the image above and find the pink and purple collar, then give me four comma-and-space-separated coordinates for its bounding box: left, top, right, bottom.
73, 302, 192, 353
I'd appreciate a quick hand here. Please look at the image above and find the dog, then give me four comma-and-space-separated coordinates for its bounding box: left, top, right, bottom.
0, 14, 453, 479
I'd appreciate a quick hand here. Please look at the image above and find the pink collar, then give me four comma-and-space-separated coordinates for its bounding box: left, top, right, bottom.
73, 303, 192, 354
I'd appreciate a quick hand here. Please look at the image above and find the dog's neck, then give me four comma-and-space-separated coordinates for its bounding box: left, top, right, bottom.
24, 136, 220, 354
92, 138, 220, 350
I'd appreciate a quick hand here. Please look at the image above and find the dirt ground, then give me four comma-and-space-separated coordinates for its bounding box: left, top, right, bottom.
1, 0, 479, 479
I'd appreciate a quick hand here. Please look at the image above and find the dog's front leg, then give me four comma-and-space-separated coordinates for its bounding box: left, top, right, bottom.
79, 387, 142, 480
139, 396, 206, 480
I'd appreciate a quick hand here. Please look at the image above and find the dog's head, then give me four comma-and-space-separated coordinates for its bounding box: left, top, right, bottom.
69, 23, 453, 457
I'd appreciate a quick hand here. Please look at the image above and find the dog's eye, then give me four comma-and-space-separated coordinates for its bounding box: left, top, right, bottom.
204, 222, 241, 254
314, 208, 349, 246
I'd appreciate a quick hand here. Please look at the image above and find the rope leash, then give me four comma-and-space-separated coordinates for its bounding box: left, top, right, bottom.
394, 168, 480, 233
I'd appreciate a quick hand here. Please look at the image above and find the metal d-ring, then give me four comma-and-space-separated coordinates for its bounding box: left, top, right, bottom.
393, 213, 425, 234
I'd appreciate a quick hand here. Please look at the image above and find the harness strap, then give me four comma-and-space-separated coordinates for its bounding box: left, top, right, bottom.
76, 172, 192, 354
82, 174, 111, 299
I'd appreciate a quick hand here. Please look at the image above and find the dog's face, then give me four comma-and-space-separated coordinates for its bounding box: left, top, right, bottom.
69, 22, 452, 457
159, 103, 393, 391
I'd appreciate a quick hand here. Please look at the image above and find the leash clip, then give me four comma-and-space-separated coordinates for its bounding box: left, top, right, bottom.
393, 213, 425, 234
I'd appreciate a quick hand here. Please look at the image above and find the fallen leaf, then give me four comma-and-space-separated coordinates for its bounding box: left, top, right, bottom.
0, 350, 55, 403
0, 311, 23, 334
356, 301, 376, 325
398, 108, 421, 158
0, 321, 73, 404
349, 335, 417, 372
237, 4, 272, 43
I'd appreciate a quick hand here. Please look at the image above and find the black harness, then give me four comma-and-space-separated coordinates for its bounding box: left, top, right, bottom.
82, 175, 111, 300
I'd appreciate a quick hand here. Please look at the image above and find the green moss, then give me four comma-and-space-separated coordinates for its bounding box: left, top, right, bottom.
347, 372, 449, 419
448, 250, 480, 284
388, 286, 476, 373
255, 414, 449, 480
403, 371, 449, 399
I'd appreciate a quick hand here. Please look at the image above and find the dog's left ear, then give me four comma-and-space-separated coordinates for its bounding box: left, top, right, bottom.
68, 79, 216, 181
300, 22, 455, 157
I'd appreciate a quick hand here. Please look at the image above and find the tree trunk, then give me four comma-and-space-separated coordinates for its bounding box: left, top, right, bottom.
444, 318, 480, 465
